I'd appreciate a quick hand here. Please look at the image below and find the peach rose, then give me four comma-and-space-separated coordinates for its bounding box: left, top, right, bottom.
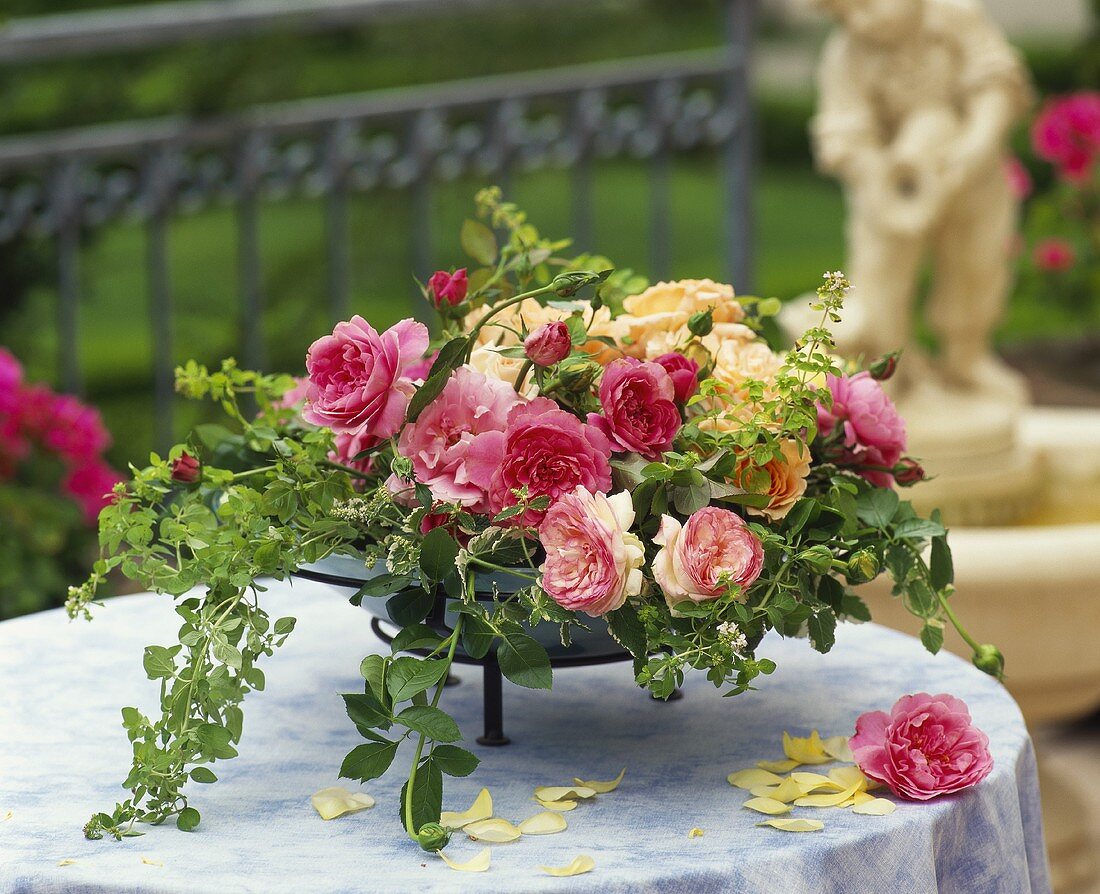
711, 339, 783, 398
738, 440, 811, 522
618, 279, 747, 358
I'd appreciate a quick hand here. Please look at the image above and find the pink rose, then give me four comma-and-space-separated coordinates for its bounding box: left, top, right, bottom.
588, 358, 680, 460
303, 316, 429, 450
62, 460, 123, 523
0, 347, 22, 413
850, 692, 994, 801
397, 366, 522, 513
1031, 92, 1100, 184
170, 451, 201, 484
476, 398, 612, 527
273, 376, 311, 410
653, 352, 700, 404
523, 321, 572, 367
652, 507, 763, 607
817, 372, 906, 487
427, 268, 468, 307
405, 350, 439, 384
538, 486, 645, 617
1033, 237, 1076, 273
1003, 156, 1032, 200
39, 393, 111, 462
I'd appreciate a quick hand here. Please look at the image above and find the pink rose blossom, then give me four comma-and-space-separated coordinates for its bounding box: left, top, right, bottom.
817, 372, 907, 487
1031, 92, 1100, 184
652, 507, 763, 607
1003, 156, 1032, 200
588, 358, 681, 460
0, 347, 22, 413
427, 268, 468, 307
273, 376, 311, 410
63, 460, 123, 523
405, 350, 439, 384
850, 692, 994, 801
397, 366, 522, 513
523, 321, 572, 367
170, 451, 201, 484
539, 486, 645, 617
654, 352, 700, 404
38, 393, 111, 462
475, 398, 612, 527
1033, 237, 1076, 273
303, 316, 429, 450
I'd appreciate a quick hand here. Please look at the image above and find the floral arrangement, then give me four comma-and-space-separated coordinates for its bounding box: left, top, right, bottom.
0, 347, 122, 619
1011, 90, 1099, 320
70, 190, 1001, 851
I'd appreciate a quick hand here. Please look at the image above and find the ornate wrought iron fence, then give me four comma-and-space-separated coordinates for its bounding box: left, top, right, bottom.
0, 0, 757, 450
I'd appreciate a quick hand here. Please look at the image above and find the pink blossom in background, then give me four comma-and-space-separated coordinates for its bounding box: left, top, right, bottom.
478, 397, 612, 527
653, 352, 700, 404
0, 347, 22, 412
1033, 237, 1076, 273
539, 486, 645, 617
588, 358, 681, 460
1031, 92, 1100, 183
63, 461, 123, 523
850, 692, 994, 800
652, 506, 763, 607
1003, 156, 1032, 200
523, 321, 572, 367
331, 431, 376, 477
817, 372, 907, 487
427, 268, 468, 307
397, 366, 522, 513
303, 316, 429, 451
273, 376, 311, 410
40, 393, 111, 462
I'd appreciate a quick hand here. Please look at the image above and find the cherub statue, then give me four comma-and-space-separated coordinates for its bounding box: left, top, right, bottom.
809, 0, 1033, 401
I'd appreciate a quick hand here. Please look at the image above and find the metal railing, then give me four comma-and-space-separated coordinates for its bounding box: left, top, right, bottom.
0, 0, 757, 451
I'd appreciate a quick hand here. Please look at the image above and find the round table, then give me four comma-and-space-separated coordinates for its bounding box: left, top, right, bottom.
0, 580, 1050, 893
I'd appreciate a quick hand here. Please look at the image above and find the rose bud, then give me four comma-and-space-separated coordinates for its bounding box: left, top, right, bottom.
845, 548, 880, 584
557, 356, 600, 391
894, 457, 926, 486
427, 268, 468, 307
654, 352, 700, 404
550, 270, 603, 297
170, 451, 201, 484
869, 351, 901, 382
972, 643, 1005, 679
416, 822, 451, 852
524, 321, 572, 367
687, 308, 714, 337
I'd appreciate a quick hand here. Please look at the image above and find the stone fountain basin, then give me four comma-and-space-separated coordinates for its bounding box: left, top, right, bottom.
863, 407, 1100, 727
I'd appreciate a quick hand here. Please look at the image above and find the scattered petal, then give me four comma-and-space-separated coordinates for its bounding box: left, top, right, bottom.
783, 730, 832, 765
438, 847, 491, 872
541, 855, 596, 877
742, 797, 793, 816
518, 812, 568, 835
57, 859, 76, 867
1, 810, 12, 822
311, 786, 376, 820
827, 766, 872, 792
465, 818, 522, 843
757, 758, 800, 773
689, 828, 705, 838
822, 736, 854, 762
534, 785, 596, 801
852, 798, 896, 816
727, 769, 784, 789
141, 857, 164, 868
534, 798, 577, 812
750, 777, 809, 803
794, 782, 861, 808
441, 788, 493, 829
840, 791, 877, 808
757, 818, 825, 832
572, 768, 626, 793
790, 772, 843, 793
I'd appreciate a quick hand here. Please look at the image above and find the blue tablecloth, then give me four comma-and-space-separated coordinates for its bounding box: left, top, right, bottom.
0, 580, 1050, 893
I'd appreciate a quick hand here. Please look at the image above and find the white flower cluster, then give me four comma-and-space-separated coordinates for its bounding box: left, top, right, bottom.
822, 270, 850, 293
717, 621, 748, 657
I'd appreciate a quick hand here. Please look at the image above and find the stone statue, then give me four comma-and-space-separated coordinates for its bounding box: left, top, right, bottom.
807, 0, 1033, 403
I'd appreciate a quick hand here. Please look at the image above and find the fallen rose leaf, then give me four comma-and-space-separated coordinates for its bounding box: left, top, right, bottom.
727, 768, 784, 789
310, 786, 376, 820
518, 812, 568, 835
441, 788, 493, 829
465, 818, 522, 843
822, 735, 854, 762
534, 785, 596, 801
757, 818, 825, 832
534, 798, 577, 812
852, 798, 896, 816
742, 797, 793, 816
541, 855, 596, 877
689, 828, 705, 838
783, 730, 832, 765
438, 847, 491, 872
573, 767, 626, 793
757, 758, 801, 773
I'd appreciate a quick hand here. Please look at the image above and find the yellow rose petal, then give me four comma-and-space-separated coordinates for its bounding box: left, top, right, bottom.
141, 857, 164, 868
465, 818, 522, 843
534, 798, 577, 812
57, 859, 76, 867
790, 772, 843, 793
727, 769, 784, 789
757, 818, 825, 832
840, 791, 877, 808
534, 785, 596, 801
742, 797, 793, 816
572, 767, 626, 794
310, 786, 376, 820
438, 847, 491, 872
689, 828, 705, 838
852, 798, 896, 816
822, 735, 854, 762
794, 782, 861, 808
828, 766, 873, 792
2, 810, 13, 822
755, 777, 810, 803
757, 758, 801, 773
783, 730, 832, 765
541, 855, 596, 877
441, 788, 493, 829
518, 812, 568, 835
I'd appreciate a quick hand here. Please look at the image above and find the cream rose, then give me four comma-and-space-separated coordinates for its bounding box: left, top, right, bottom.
618, 278, 747, 358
